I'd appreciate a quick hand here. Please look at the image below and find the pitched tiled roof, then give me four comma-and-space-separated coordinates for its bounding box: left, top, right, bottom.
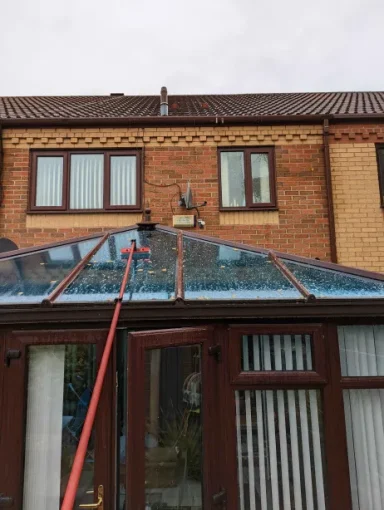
1, 92, 384, 121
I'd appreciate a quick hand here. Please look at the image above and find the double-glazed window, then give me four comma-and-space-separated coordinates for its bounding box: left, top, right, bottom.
219, 148, 276, 210
30, 150, 141, 212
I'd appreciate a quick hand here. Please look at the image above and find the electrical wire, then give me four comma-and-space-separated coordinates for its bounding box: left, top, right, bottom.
144, 179, 182, 196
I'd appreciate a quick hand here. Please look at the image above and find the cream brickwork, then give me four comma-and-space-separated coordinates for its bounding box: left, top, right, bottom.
26, 213, 142, 229
2, 125, 323, 149
219, 211, 279, 225
331, 143, 384, 272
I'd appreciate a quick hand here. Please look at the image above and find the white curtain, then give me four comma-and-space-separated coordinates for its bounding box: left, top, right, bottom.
110, 156, 136, 206
251, 153, 270, 203
241, 334, 313, 371
344, 389, 384, 510
70, 154, 103, 209
36, 157, 63, 207
338, 325, 384, 376
23, 345, 65, 510
220, 152, 246, 207
339, 325, 384, 510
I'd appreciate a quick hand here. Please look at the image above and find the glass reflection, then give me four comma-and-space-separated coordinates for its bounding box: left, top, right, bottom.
184, 237, 301, 300
144, 346, 203, 510
284, 260, 384, 298
59, 230, 177, 303
0, 238, 100, 304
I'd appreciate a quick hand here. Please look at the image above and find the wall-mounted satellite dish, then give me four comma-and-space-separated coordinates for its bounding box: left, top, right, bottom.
180, 182, 207, 210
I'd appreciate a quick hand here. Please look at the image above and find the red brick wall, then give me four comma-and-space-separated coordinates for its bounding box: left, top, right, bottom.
0, 143, 331, 260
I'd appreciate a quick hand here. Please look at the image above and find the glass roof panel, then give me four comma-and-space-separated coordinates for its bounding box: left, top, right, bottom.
183, 237, 302, 300
0, 238, 101, 304
58, 229, 177, 303
284, 259, 384, 298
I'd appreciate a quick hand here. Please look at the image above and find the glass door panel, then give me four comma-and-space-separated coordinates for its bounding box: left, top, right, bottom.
0, 330, 112, 510
144, 345, 203, 509
23, 344, 96, 509
126, 327, 221, 510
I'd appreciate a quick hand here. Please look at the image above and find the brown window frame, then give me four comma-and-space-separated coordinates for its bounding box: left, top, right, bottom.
218, 147, 277, 211
376, 144, 384, 207
29, 149, 142, 213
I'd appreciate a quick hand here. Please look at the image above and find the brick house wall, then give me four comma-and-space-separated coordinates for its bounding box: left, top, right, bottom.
329, 124, 384, 272
1, 124, 330, 260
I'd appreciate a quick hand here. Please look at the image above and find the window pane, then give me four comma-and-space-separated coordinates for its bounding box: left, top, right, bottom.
36, 156, 63, 207
236, 389, 326, 510
378, 148, 384, 202
251, 153, 271, 203
343, 389, 384, 510
220, 152, 246, 207
70, 154, 103, 209
23, 344, 96, 509
110, 156, 137, 206
241, 334, 313, 371
144, 345, 202, 509
338, 325, 384, 376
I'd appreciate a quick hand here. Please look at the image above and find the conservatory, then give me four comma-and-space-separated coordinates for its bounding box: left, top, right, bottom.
1, 220, 384, 510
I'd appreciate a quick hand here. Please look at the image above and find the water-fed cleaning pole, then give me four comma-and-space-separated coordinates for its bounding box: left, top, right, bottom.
61, 239, 136, 510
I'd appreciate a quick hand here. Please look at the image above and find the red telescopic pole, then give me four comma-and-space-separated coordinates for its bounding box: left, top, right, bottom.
61, 240, 136, 510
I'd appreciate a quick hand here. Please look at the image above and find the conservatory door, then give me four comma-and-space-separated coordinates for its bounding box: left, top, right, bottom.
0, 330, 113, 510
125, 327, 227, 510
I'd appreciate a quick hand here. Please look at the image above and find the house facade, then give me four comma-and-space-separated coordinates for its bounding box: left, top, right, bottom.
2, 91, 384, 510
1, 90, 384, 270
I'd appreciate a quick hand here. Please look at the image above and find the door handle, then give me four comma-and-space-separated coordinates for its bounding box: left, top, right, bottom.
79, 485, 103, 509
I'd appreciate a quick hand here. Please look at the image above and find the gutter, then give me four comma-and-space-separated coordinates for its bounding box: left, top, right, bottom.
1, 113, 384, 129
323, 119, 338, 263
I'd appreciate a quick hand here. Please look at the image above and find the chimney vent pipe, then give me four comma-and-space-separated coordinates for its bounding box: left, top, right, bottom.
160, 86, 168, 116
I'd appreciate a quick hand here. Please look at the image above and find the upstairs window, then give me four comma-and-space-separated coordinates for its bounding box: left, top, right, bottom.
30, 150, 141, 212
377, 145, 384, 207
219, 147, 276, 210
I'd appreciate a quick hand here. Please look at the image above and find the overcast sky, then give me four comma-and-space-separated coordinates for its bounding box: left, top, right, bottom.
1, 0, 383, 96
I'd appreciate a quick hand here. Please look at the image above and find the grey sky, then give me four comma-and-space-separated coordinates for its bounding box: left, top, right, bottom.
1, 0, 383, 96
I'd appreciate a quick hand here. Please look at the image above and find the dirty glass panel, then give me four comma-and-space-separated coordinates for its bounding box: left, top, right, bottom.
144, 345, 203, 510
241, 334, 313, 371
23, 344, 96, 509
58, 229, 177, 303
338, 325, 384, 376
184, 237, 301, 300
235, 389, 327, 510
284, 259, 384, 298
0, 238, 101, 304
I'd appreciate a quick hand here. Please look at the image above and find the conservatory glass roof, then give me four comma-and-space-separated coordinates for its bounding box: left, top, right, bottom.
1, 224, 384, 305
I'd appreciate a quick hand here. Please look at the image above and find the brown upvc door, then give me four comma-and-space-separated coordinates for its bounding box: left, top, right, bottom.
126, 327, 227, 510
0, 330, 114, 510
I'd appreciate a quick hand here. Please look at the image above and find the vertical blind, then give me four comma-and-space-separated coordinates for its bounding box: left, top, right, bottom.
110, 156, 137, 206
339, 325, 384, 510
235, 389, 326, 510
241, 334, 313, 372
236, 335, 326, 510
220, 152, 246, 207
70, 154, 103, 209
35, 157, 63, 207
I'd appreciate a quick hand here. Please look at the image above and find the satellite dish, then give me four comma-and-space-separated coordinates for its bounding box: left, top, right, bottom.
180, 181, 207, 210
0, 238, 19, 254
